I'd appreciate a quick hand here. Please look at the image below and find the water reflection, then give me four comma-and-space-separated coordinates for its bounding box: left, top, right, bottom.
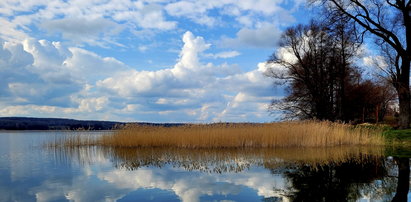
393, 157, 410, 202
283, 157, 387, 201
0, 131, 409, 202
49, 145, 410, 201
54, 146, 385, 171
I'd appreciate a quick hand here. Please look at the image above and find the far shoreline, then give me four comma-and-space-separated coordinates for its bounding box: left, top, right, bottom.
0, 117, 185, 130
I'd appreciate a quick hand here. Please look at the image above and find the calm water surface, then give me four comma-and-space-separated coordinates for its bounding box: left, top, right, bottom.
0, 131, 410, 202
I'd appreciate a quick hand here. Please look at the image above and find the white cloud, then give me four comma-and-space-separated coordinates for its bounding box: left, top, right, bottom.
207, 51, 241, 59
0, 30, 279, 122
97, 166, 287, 202
40, 17, 123, 46
176, 31, 211, 69
275, 46, 298, 64
163, 0, 299, 29
221, 22, 282, 48
165, 1, 218, 26
0, 0, 303, 50
0, 37, 129, 119
138, 45, 148, 52
1, 40, 34, 69
73, 96, 109, 113
95, 31, 277, 122
233, 0, 284, 15
112, 3, 177, 30
64, 47, 129, 81
24, 146, 291, 202
0, 0, 177, 46
165, 0, 294, 21
0, 18, 29, 42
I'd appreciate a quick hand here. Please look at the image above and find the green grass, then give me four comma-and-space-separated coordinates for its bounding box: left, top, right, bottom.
330, 123, 411, 157
384, 146, 411, 158
383, 128, 411, 145
382, 128, 411, 157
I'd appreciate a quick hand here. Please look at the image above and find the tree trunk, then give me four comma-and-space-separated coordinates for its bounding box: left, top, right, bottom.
399, 4, 411, 129
397, 85, 411, 129
397, 59, 411, 129
375, 105, 379, 123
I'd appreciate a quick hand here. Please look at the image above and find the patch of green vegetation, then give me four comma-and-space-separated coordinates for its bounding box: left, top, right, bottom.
385, 146, 411, 158
349, 124, 411, 157
383, 129, 411, 143
353, 123, 392, 131
382, 128, 411, 157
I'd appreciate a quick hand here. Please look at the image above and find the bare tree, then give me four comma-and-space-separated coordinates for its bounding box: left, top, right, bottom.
267, 20, 396, 123
344, 78, 397, 123
310, 0, 411, 128
267, 21, 356, 120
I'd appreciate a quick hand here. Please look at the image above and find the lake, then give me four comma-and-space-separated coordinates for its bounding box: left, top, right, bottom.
0, 131, 409, 202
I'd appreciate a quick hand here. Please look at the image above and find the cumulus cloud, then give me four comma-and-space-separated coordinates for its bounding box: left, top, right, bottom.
0, 40, 37, 103
0, 30, 278, 122
95, 31, 276, 122
1, 40, 34, 69
0, 37, 124, 119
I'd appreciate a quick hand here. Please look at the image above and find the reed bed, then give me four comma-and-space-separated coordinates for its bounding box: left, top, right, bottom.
57, 121, 385, 148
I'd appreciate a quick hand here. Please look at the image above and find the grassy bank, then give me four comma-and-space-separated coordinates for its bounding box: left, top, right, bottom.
55, 121, 385, 148
383, 128, 411, 145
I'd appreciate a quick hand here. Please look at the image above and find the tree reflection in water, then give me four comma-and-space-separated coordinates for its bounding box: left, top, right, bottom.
276, 156, 410, 202
281, 157, 387, 201
392, 157, 410, 202
51, 145, 409, 201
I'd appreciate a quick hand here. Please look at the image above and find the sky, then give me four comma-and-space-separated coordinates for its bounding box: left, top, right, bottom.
0, 0, 315, 123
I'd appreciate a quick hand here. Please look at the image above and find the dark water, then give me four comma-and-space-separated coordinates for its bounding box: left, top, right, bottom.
0, 131, 410, 202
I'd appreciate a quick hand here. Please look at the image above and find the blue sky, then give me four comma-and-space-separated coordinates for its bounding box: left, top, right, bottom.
0, 0, 315, 122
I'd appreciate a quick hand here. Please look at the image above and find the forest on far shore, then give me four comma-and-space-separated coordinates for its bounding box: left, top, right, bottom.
0, 117, 184, 130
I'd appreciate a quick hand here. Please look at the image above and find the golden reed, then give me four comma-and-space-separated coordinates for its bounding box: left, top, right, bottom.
57, 121, 385, 148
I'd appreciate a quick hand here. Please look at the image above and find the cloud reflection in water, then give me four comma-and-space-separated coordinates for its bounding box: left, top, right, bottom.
46, 146, 390, 201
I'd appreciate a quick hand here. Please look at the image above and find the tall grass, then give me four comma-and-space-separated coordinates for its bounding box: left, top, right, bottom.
57, 121, 385, 148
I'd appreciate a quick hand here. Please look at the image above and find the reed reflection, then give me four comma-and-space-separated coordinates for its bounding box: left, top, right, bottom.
51, 146, 383, 172
50, 145, 409, 201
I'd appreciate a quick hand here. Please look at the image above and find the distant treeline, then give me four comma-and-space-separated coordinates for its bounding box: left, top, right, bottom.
0, 117, 184, 130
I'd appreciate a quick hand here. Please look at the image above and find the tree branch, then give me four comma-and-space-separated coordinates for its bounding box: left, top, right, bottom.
330, 0, 406, 55
387, 0, 401, 9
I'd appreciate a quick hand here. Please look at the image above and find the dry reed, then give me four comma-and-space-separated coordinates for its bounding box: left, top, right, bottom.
58, 121, 385, 148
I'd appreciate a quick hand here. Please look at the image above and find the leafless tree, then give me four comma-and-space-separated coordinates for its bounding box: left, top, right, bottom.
267, 21, 396, 122
267, 21, 356, 120
310, 0, 411, 128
